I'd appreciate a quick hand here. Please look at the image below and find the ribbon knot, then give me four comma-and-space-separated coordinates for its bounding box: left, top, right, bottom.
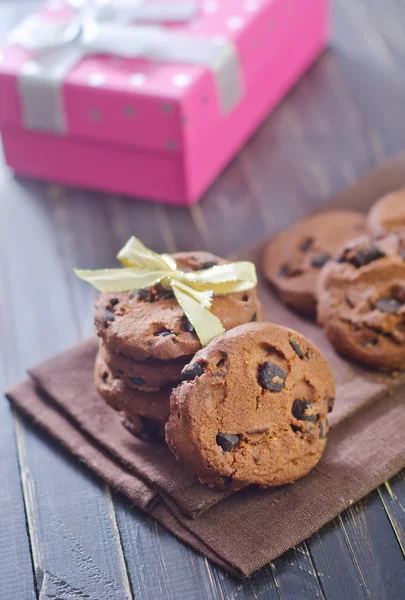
75, 236, 257, 346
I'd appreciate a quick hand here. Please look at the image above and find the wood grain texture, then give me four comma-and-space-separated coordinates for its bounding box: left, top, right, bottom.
1, 0, 405, 598
0, 325, 36, 600
114, 496, 224, 600
378, 473, 405, 556
0, 180, 132, 600
338, 491, 405, 599
307, 521, 368, 600
269, 545, 326, 600
0, 5, 45, 600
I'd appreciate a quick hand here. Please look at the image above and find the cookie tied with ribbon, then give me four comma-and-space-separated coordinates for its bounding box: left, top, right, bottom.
75, 237, 257, 346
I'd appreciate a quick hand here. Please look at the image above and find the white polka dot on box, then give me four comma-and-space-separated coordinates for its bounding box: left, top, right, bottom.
0, 0, 328, 205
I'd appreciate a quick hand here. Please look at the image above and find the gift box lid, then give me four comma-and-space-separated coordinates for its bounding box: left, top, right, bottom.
0, 0, 327, 156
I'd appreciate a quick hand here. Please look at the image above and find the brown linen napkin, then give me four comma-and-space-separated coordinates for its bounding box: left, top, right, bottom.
6, 155, 405, 577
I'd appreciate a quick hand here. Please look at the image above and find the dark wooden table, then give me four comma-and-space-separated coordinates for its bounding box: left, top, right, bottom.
1, 1, 404, 599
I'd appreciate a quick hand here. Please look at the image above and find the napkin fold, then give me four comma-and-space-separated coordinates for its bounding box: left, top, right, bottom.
6, 156, 405, 577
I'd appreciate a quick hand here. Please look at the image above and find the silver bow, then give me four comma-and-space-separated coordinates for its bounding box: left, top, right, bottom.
10, 0, 243, 134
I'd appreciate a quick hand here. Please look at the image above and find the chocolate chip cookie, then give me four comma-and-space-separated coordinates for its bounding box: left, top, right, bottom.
368, 188, 405, 236
317, 233, 405, 370
166, 322, 335, 490
262, 210, 367, 316
99, 342, 187, 392
95, 251, 262, 361
95, 351, 170, 441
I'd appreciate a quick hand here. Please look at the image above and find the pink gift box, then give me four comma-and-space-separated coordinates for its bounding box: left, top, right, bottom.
0, 0, 328, 205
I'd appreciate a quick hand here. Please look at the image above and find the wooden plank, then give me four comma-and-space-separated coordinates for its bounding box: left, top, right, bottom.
114, 496, 225, 600
378, 472, 405, 556
332, 0, 405, 160
338, 491, 405, 599
270, 545, 326, 600
190, 156, 268, 257
0, 178, 133, 600
14, 415, 133, 600
0, 328, 36, 600
210, 544, 327, 600
0, 7, 44, 600
212, 564, 280, 600
307, 521, 368, 600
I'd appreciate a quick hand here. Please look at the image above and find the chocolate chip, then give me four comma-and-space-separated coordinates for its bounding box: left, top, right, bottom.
129, 376, 146, 387
291, 424, 302, 433
327, 396, 335, 413
318, 421, 326, 439
348, 244, 385, 268
110, 297, 119, 306
216, 433, 240, 452
292, 399, 317, 422
102, 371, 108, 383
242, 294, 249, 302
360, 338, 379, 348
259, 362, 286, 392
182, 362, 205, 380
102, 310, 115, 327
289, 339, 303, 359
251, 312, 258, 322
197, 260, 217, 270
375, 297, 403, 314
392, 284, 405, 304
138, 290, 151, 301
132, 289, 153, 302
299, 237, 314, 252
279, 264, 302, 278
311, 253, 331, 268
157, 289, 175, 301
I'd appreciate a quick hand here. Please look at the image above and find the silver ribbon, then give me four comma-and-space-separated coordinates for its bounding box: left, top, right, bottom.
10, 0, 243, 134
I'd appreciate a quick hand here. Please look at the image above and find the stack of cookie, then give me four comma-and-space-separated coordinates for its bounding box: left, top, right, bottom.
262, 191, 405, 371
317, 232, 405, 370
94, 251, 262, 441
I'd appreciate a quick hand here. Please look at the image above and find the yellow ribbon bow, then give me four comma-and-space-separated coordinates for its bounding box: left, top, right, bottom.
74, 236, 257, 346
